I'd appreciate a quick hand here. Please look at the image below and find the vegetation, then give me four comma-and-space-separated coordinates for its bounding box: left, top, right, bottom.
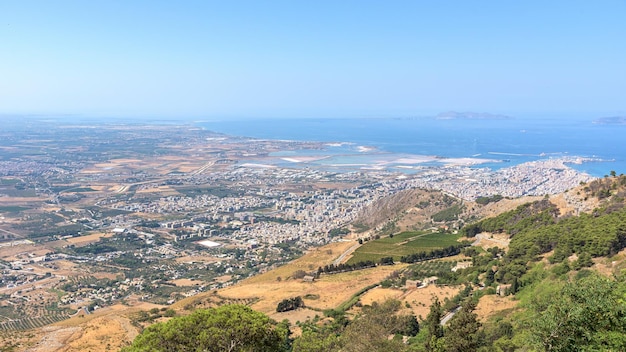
123, 180, 626, 351
348, 231, 464, 264
475, 194, 503, 205
317, 261, 376, 275
431, 204, 464, 222
276, 297, 305, 313
123, 191, 626, 352
123, 305, 290, 352
461, 199, 558, 238
400, 244, 468, 264
524, 273, 626, 351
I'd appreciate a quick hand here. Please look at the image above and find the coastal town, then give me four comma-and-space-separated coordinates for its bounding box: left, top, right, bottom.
0, 118, 594, 331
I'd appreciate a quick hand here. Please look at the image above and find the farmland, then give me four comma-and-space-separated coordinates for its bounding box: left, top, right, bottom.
347, 231, 462, 264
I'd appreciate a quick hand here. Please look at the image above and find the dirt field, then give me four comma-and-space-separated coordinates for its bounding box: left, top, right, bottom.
0, 245, 51, 261
174, 255, 223, 264
172, 241, 404, 324
169, 278, 202, 286
475, 294, 518, 322
221, 264, 403, 323
65, 232, 113, 246
240, 241, 358, 285
359, 285, 461, 320
27, 302, 167, 352
472, 232, 511, 250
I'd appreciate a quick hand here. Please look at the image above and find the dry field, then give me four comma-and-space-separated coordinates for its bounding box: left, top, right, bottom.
0, 245, 51, 262
174, 240, 410, 323
358, 285, 461, 320
65, 232, 113, 247
25, 302, 165, 352
472, 232, 511, 250
474, 294, 518, 322
169, 278, 202, 287
174, 255, 223, 264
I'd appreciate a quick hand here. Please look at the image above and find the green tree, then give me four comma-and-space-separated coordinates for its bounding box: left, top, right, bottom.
425, 297, 444, 351
444, 299, 481, 352
572, 252, 593, 270
123, 304, 290, 352
528, 273, 626, 351
292, 328, 341, 352
339, 299, 412, 352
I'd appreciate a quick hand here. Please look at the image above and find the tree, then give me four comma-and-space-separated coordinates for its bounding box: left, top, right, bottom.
528, 273, 626, 351
338, 299, 413, 352
425, 297, 444, 351
444, 299, 481, 352
123, 304, 290, 352
276, 296, 305, 312
292, 329, 341, 352
572, 252, 593, 270
484, 268, 495, 286
509, 277, 519, 295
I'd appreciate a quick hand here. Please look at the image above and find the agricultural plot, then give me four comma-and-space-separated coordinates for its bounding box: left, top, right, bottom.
407, 261, 456, 279
0, 206, 30, 213
347, 231, 461, 264
0, 313, 70, 331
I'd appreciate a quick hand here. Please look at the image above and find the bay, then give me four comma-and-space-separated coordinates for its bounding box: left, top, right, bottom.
199, 117, 626, 177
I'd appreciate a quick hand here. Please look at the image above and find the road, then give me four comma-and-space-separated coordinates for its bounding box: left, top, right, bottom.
440, 306, 461, 325
333, 242, 361, 265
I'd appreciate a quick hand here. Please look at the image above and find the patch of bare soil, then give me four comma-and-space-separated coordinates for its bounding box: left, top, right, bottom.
359, 285, 460, 320
472, 232, 511, 250
25, 326, 81, 352
475, 294, 518, 322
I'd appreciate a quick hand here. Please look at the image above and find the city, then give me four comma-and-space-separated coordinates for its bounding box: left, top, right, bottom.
0, 118, 593, 332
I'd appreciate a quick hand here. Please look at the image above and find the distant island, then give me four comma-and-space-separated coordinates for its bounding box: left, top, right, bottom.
435, 111, 513, 120
593, 116, 626, 125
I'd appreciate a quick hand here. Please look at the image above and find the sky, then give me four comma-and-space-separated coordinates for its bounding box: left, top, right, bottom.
1, 1, 625, 119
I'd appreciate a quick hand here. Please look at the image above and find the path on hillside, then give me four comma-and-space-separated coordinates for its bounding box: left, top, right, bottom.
333, 242, 360, 265
440, 306, 461, 325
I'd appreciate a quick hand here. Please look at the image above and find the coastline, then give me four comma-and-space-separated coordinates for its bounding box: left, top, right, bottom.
197, 117, 624, 178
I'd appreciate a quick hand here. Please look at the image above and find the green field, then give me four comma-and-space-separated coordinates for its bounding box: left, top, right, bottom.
68, 187, 97, 192
347, 231, 461, 264
0, 206, 30, 213
0, 178, 21, 185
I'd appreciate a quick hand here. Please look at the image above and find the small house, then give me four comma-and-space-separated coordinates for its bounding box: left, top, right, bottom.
405, 280, 421, 289
496, 284, 512, 297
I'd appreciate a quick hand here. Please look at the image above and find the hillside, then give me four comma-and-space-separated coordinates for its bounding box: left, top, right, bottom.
8, 174, 626, 351
352, 187, 539, 235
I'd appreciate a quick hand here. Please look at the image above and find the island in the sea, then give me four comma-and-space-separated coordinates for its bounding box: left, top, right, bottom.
593, 116, 626, 125
435, 111, 513, 120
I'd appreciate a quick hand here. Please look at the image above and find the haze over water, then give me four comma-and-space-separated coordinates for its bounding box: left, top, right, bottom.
200, 117, 626, 177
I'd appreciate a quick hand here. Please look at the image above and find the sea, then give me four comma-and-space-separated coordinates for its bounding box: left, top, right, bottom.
198, 117, 626, 178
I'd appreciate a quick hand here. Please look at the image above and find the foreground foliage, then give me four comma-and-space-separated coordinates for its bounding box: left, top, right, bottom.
123, 305, 289, 352
524, 273, 626, 351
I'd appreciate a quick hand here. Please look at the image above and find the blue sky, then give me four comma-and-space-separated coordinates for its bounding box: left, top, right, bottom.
1, 1, 625, 119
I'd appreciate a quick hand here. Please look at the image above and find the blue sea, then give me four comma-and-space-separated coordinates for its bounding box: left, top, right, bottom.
198, 117, 626, 178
